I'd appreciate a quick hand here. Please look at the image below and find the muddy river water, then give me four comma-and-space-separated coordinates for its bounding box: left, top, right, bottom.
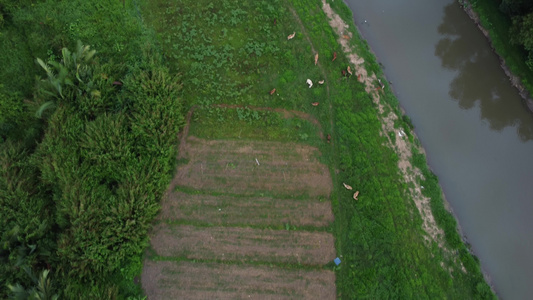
343, 0, 533, 298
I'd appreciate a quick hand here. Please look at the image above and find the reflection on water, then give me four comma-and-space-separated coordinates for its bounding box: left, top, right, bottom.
435, 4, 533, 141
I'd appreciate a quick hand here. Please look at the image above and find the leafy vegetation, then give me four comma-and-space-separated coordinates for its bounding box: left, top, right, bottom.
0, 0, 186, 298
189, 106, 322, 143
500, 0, 533, 67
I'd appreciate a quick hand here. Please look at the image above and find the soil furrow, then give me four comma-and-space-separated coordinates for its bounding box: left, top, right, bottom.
149, 224, 335, 266
175, 137, 332, 197
160, 192, 333, 227
142, 260, 336, 300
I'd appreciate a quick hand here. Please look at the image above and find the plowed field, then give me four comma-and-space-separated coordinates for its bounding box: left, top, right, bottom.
175, 137, 332, 197
159, 191, 333, 227
143, 131, 336, 299
149, 224, 335, 264
142, 260, 336, 300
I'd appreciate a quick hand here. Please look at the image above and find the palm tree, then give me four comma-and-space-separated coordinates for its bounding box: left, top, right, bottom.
8, 268, 58, 300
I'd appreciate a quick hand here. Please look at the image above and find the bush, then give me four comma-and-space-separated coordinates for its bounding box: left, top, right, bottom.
28, 50, 185, 296
1, 2, 186, 294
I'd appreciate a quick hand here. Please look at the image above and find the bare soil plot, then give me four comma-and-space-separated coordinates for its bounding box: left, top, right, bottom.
144, 110, 337, 298
159, 191, 334, 227
142, 260, 336, 300
149, 224, 335, 265
175, 137, 332, 197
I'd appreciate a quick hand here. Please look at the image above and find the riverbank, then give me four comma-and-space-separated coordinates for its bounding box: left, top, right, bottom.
461, 0, 533, 112
340, 0, 500, 292
324, 1, 494, 297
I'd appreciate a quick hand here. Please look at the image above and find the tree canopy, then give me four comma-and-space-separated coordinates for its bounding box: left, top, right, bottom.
499, 0, 533, 69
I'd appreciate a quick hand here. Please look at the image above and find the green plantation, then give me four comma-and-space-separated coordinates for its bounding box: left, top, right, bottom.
0, 0, 494, 298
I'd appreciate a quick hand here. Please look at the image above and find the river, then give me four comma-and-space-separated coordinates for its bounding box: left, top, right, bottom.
343, 0, 533, 298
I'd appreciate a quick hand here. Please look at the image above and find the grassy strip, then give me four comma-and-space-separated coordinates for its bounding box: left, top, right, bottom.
189, 106, 322, 142
154, 219, 332, 233
466, 0, 533, 98
174, 185, 327, 201
146, 255, 334, 271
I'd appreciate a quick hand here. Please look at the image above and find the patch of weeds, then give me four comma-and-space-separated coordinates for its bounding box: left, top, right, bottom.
189, 106, 320, 143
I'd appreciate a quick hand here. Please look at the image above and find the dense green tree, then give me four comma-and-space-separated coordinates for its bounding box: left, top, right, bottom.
510, 12, 533, 69
492, 0, 533, 71
0, 140, 56, 299
8, 268, 58, 300
499, 0, 533, 17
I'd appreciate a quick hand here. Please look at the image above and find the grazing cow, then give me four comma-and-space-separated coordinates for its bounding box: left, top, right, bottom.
342, 70, 347, 77
343, 183, 352, 190
357, 74, 361, 81
270, 88, 276, 95
306, 79, 313, 88
327, 134, 331, 143
378, 78, 385, 90
287, 32, 296, 40
318, 80, 325, 85
332, 52, 337, 61
311, 102, 319, 106
353, 191, 359, 200
315, 53, 319, 65
347, 66, 353, 76
112, 81, 123, 86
